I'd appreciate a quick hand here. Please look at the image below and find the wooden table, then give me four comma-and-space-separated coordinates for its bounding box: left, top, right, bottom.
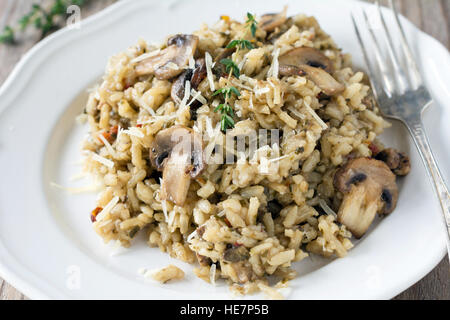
0, 0, 448, 300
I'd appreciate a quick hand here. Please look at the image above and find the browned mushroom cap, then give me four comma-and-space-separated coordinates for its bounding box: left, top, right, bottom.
299, 65, 345, 96
334, 158, 398, 238
150, 125, 205, 205
135, 34, 199, 80
278, 47, 345, 96
259, 6, 288, 32
171, 69, 193, 103
278, 65, 307, 77
171, 58, 207, 103
279, 47, 334, 73
375, 148, 411, 176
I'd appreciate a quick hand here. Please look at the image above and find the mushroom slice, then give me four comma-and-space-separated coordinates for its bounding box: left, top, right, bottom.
375, 148, 411, 176
278, 47, 345, 96
171, 58, 207, 103
150, 125, 205, 206
279, 47, 334, 73
135, 34, 199, 80
170, 69, 193, 103
278, 65, 306, 77
298, 65, 345, 96
334, 158, 398, 238
190, 58, 207, 88
161, 151, 192, 205
260, 6, 288, 32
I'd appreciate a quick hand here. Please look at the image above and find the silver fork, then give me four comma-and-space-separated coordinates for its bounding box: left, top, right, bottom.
351, 0, 450, 260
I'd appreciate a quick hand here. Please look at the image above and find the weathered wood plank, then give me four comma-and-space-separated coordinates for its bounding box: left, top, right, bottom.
419, 0, 449, 49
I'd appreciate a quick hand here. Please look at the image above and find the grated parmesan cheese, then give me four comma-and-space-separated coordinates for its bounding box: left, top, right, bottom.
205, 52, 215, 92
98, 134, 117, 158
69, 172, 87, 182
160, 178, 169, 222
122, 127, 144, 138
209, 263, 217, 286
239, 74, 257, 85
304, 101, 328, 130
238, 53, 248, 71
254, 87, 270, 95
138, 98, 157, 116
91, 153, 114, 168
50, 182, 100, 194
96, 196, 120, 222
166, 62, 179, 70
249, 93, 254, 109
190, 88, 207, 105
217, 210, 226, 217
168, 209, 176, 227
189, 54, 195, 69
187, 230, 197, 243
287, 106, 306, 120
179, 80, 191, 110
116, 125, 123, 141
187, 89, 206, 107
267, 48, 280, 79
318, 199, 337, 218
269, 153, 291, 163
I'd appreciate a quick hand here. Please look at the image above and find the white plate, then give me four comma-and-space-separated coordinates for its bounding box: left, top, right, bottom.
0, 0, 448, 300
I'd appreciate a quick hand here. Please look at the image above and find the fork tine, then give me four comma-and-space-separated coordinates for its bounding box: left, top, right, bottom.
351, 13, 385, 101
388, 0, 422, 89
362, 10, 395, 97
376, 0, 409, 94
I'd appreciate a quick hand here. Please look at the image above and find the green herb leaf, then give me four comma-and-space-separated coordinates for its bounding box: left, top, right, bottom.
220, 58, 240, 78
0, 26, 14, 44
226, 39, 240, 49
214, 100, 236, 132
226, 39, 254, 50
214, 103, 225, 112
246, 12, 258, 37
229, 86, 241, 97
221, 113, 235, 131
213, 86, 241, 100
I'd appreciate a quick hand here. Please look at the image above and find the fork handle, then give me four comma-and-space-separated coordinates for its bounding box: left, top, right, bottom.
405, 114, 450, 260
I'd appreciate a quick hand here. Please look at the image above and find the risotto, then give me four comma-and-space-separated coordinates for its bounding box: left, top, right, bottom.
79, 8, 410, 295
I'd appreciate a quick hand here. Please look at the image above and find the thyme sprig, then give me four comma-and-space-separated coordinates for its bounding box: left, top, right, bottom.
225, 12, 258, 51
213, 83, 240, 131
214, 12, 256, 131
226, 39, 254, 50
212, 86, 241, 99
215, 103, 235, 131
220, 58, 240, 78
0, 0, 88, 44
246, 12, 258, 37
